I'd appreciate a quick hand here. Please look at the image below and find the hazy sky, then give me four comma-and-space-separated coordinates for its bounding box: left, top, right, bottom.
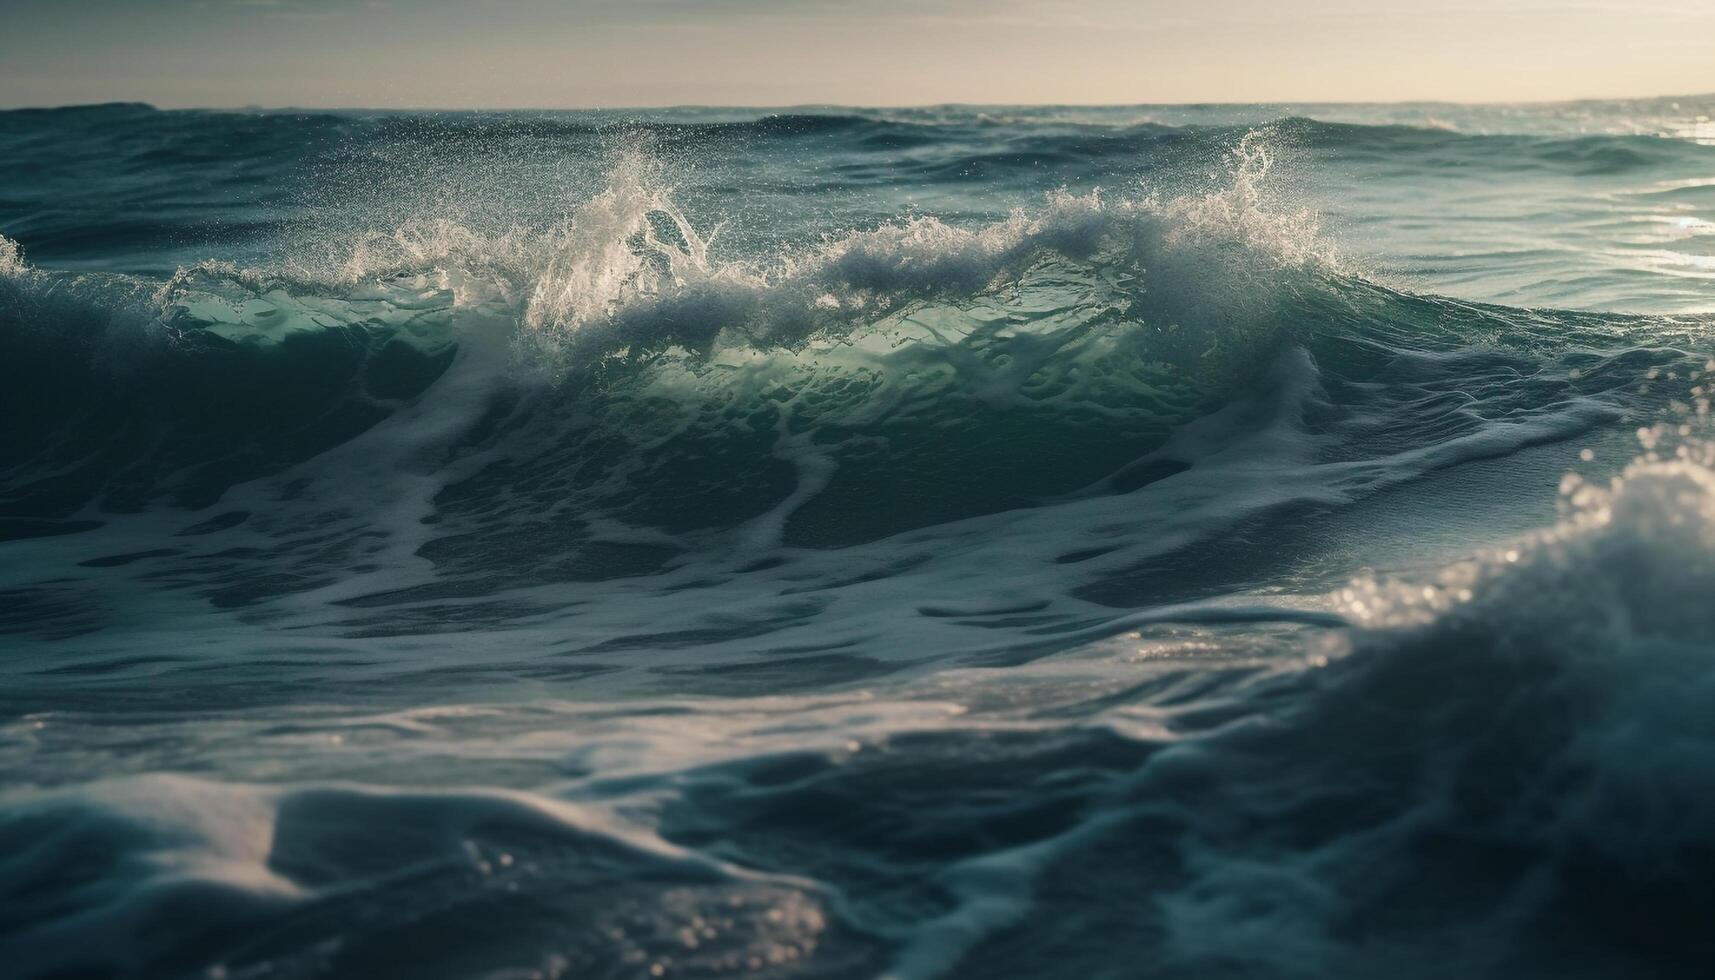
2, 0, 1712, 108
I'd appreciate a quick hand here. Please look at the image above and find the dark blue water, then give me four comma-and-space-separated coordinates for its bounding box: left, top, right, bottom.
4, 99, 1715, 980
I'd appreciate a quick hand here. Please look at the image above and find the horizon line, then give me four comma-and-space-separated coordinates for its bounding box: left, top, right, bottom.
4, 90, 1714, 115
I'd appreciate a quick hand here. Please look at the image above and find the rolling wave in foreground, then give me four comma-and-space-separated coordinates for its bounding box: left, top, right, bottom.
4, 98, 1715, 979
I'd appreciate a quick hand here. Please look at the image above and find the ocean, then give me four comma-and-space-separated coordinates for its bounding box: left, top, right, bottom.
3, 97, 1715, 979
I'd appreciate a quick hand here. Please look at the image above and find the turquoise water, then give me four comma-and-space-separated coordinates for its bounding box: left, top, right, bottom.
4, 98, 1715, 979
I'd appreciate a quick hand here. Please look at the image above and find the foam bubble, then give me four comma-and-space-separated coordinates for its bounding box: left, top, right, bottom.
0, 234, 24, 277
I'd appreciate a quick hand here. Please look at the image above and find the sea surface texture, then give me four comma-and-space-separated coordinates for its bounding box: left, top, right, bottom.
4, 98, 1715, 979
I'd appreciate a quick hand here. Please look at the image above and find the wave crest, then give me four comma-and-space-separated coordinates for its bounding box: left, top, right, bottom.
244, 131, 1337, 373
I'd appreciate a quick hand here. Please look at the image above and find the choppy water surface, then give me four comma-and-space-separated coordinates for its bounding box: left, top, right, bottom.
4, 97, 1715, 979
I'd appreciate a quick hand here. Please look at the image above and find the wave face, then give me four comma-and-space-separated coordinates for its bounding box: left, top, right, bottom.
4, 100, 1715, 979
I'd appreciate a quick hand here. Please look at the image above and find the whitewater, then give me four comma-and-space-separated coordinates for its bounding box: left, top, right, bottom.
3, 97, 1715, 979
